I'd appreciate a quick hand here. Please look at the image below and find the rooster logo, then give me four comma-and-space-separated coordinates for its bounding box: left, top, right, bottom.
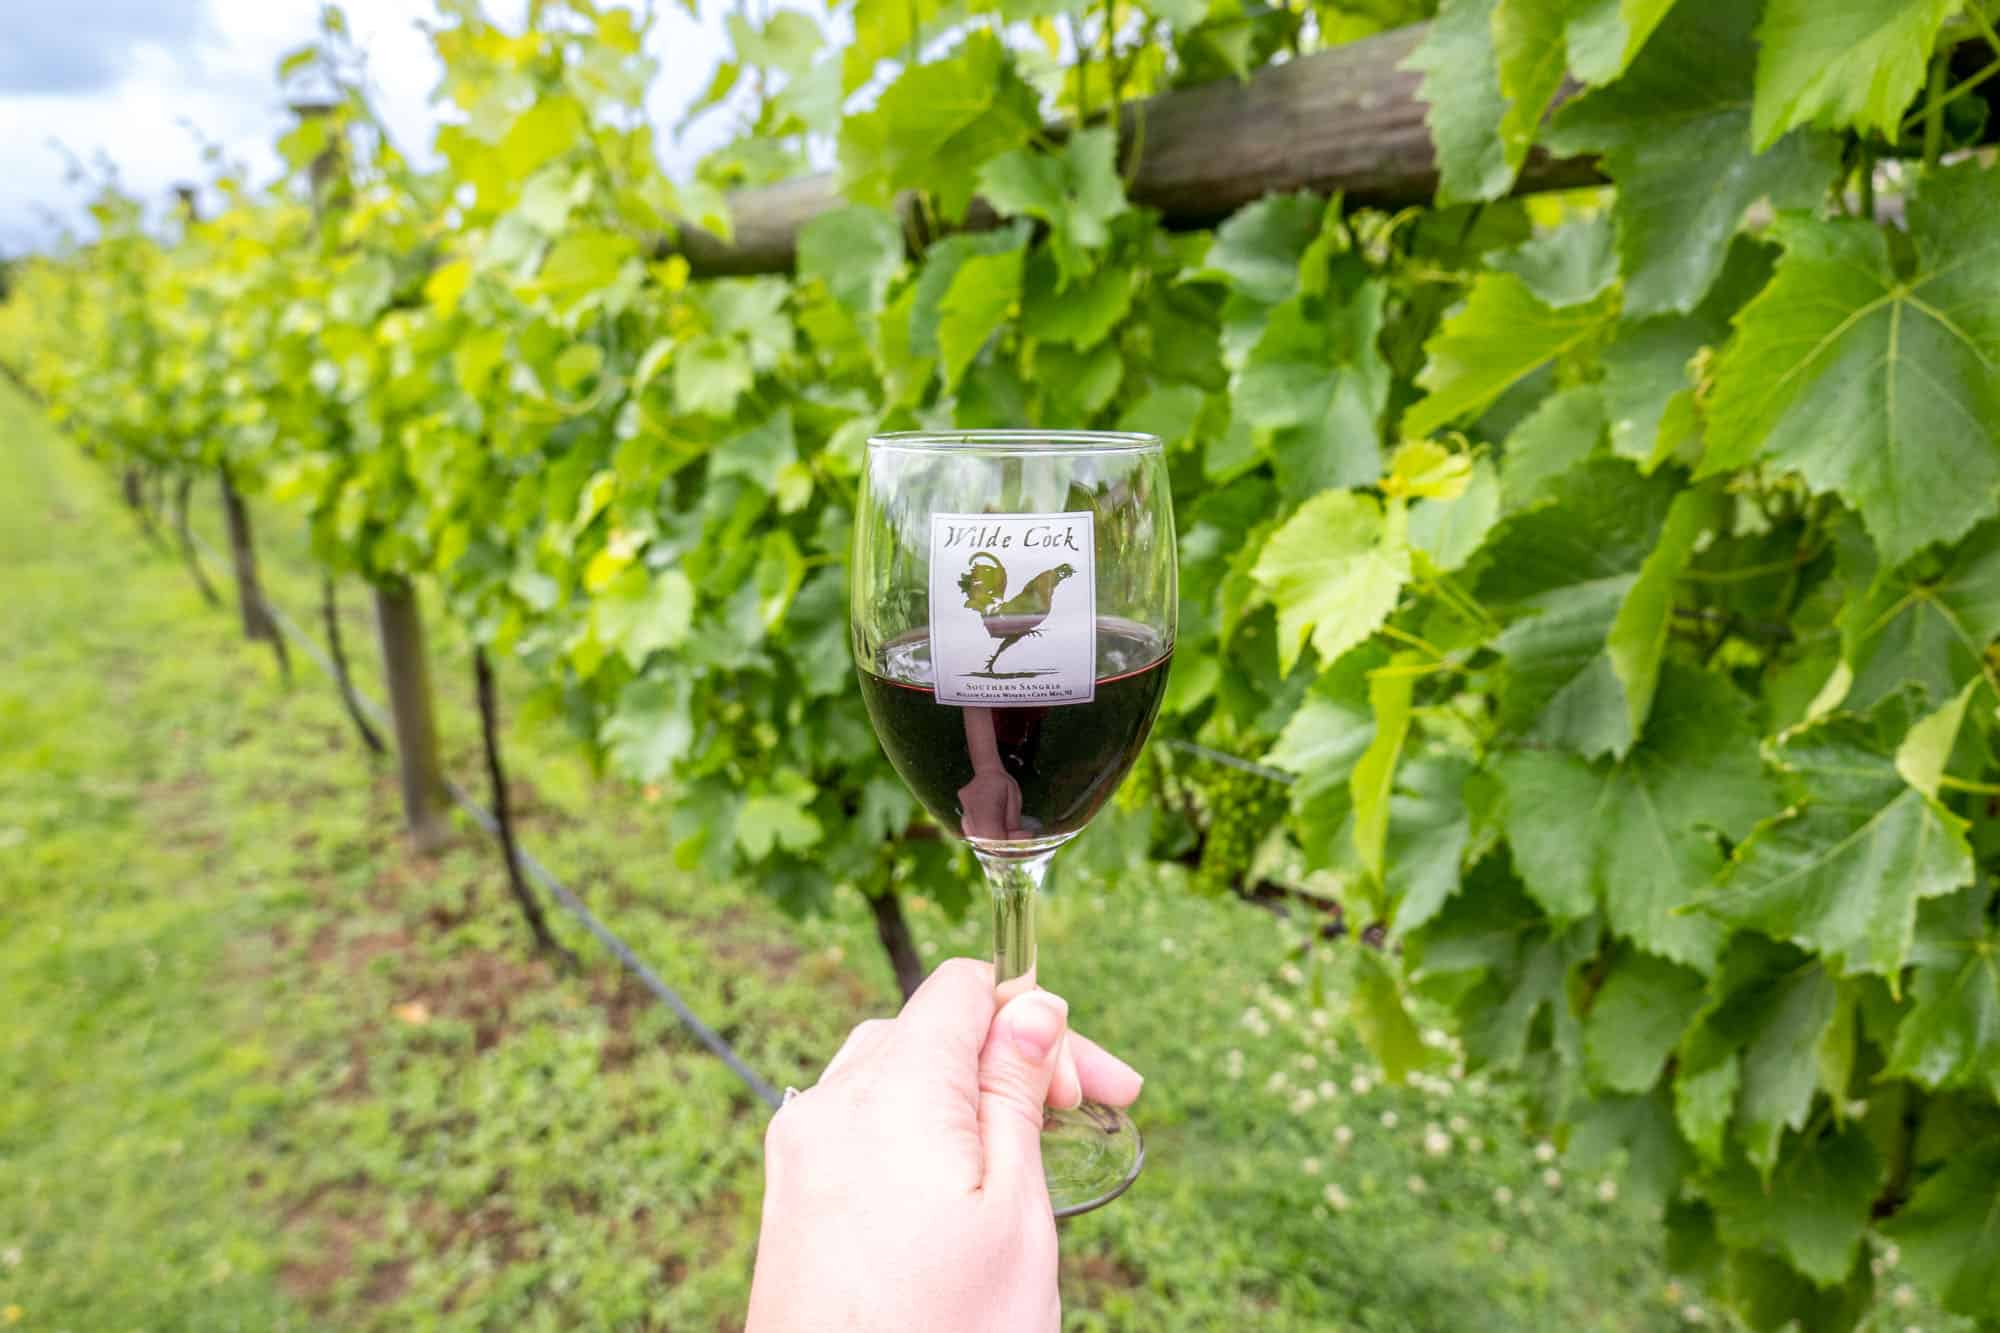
957, 551, 1078, 676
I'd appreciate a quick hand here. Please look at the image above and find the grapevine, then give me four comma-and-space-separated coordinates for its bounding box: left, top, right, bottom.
5, 0, 2000, 1326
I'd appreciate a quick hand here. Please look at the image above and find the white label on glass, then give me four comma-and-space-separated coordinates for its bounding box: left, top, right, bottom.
927, 511, 1096, 706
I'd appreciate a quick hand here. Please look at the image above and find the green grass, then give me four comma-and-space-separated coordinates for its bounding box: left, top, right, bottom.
0, 382, 1949, 1331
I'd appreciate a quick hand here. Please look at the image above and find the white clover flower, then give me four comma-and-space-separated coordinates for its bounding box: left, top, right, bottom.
1892, 1284, 1915, 1309
1448, 1115, 1470, 1135
1302, 1156, 1323, 1176
1318, 1080, 1337, 1100
1467, 1077, 1489, 1096
1291, 1089, 1319, 1114
1266, 1071, 1290, 1094
1663, 1281, 1684, 1304
1542, 1168, 1563, 1191
1466, 1136, 1485, 1154
1380, 1110, 1400, 1129
1406, 1174, 1428, 1195
1324, 1183, 1351, 1212
1241, 1006, 1267, 1032
1350, 1074, 1374, 1095
1492, 1186, 1513, 1206
1279, 962, 1304, 986
1884, 1243, 1902, 1268
1309, 1009, 1331, 1029
1161, 936, 1179, 954
1334, 1125, 1355, 1148
1296, 1052, 1318, 1071
1270, 998, 1297, 1024
1534, 1141, 1557, 1163
0, 1247, 18, 1270
1224, 1049, 1245, 1079
1596, 1178, 1618, 1204
1424, 1130, 1452, 1157
1680, 1305, 1707, 1325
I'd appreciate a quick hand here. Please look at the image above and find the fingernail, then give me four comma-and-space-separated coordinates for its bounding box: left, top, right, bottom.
1007, 993, 1068, 1063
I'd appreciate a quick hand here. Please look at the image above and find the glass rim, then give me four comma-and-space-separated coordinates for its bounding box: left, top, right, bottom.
867, 429, 1162, 455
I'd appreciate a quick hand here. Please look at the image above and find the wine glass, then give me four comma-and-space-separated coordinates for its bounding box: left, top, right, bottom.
851, 430, 1177, 1216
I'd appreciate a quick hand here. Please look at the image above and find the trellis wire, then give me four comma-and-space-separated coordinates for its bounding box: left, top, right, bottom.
190, 530, 785, 1110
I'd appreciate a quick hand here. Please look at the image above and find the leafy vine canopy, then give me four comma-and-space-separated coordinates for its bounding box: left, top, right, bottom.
5, 0, 2000, 1324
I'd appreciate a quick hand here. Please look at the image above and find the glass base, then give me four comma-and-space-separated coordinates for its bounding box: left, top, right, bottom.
1045, 1101, 1144, 1217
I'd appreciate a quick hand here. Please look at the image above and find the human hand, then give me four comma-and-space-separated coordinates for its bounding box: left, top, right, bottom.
957, 768, 1025, 841
745, 959, 1144, 1333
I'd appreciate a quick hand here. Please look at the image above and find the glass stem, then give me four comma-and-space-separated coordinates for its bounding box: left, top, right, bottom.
977, 850, 1050, 1002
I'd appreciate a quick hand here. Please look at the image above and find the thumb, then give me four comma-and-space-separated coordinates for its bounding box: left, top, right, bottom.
979, 990, 1068, 1196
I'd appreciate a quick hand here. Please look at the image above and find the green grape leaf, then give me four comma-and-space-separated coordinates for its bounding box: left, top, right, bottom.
1839, 521, 2000, 712
1191, 191, 1327, 305
1706, 1127, 1882, 1287
1884, 1142, 2000, 1319
1701, 709, 1975, 980
1895, 678, 1979, 799
498, 93, 586, 181
1404, 0, 1513, 206
1252, 490, 1412, 675
841, 0, 945, 92
1382, 440, 1472, 501
1751, 0, 1959, 151
1021, 253, 1134, 348
673, 335, 755, 418
1584, 950, 1709, 1094
1607, 487, 1721, 744
592, 568, 696, 668
1566, 1090, 1691, 1211
1403, 271, 1618, 437
712, 409, 800, 492
1498, 384, 1606, 509
1236, 283, 1390, 497
837, 32, 1041, 222
903, 224, 1024, 354
1262, 686, 1375, 801
1407, 457, 1501, 574
1385, 756, 1474, 936
1349, 948, 1434, 1082
601, 675, 695, 785
1411, 869, 1596, 1072
1351, 659, 1416, 892
1675, 1055, 1740, 1167
1680, 937, 1838, 1175
1703, 164, 2000, 567
936, 243, 1025, 391
1115, 383, 1207, 450
1723, 1247, 1872, 1333
796, 205, 905, 319
1492, 0, 1570, 178
727, 9, 821, 78
1498, 666, 1775, 970
1481, 459, 1679, 757
1564, 0, 1677, 84
976, 128, 1129, 286
1595, 238, 1772, 464
1885, 889, 2000, 1098
735, 770, 825, 858
1488, 214, 1619, 309
1545, 0, 1842, 317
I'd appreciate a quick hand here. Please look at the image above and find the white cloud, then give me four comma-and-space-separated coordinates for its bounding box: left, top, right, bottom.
0, 0, 741, 253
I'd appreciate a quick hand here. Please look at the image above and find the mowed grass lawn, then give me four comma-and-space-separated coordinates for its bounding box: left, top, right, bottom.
1, 378, 1837, 1332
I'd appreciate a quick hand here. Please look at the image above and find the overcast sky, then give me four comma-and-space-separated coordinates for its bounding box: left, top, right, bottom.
0, 0, 742, 254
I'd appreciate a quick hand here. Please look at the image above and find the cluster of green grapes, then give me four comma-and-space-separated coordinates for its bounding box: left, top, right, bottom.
1193, 759, 1285, 897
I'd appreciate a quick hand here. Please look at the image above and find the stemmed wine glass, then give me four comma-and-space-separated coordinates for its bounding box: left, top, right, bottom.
851, 430, 1177, 1216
